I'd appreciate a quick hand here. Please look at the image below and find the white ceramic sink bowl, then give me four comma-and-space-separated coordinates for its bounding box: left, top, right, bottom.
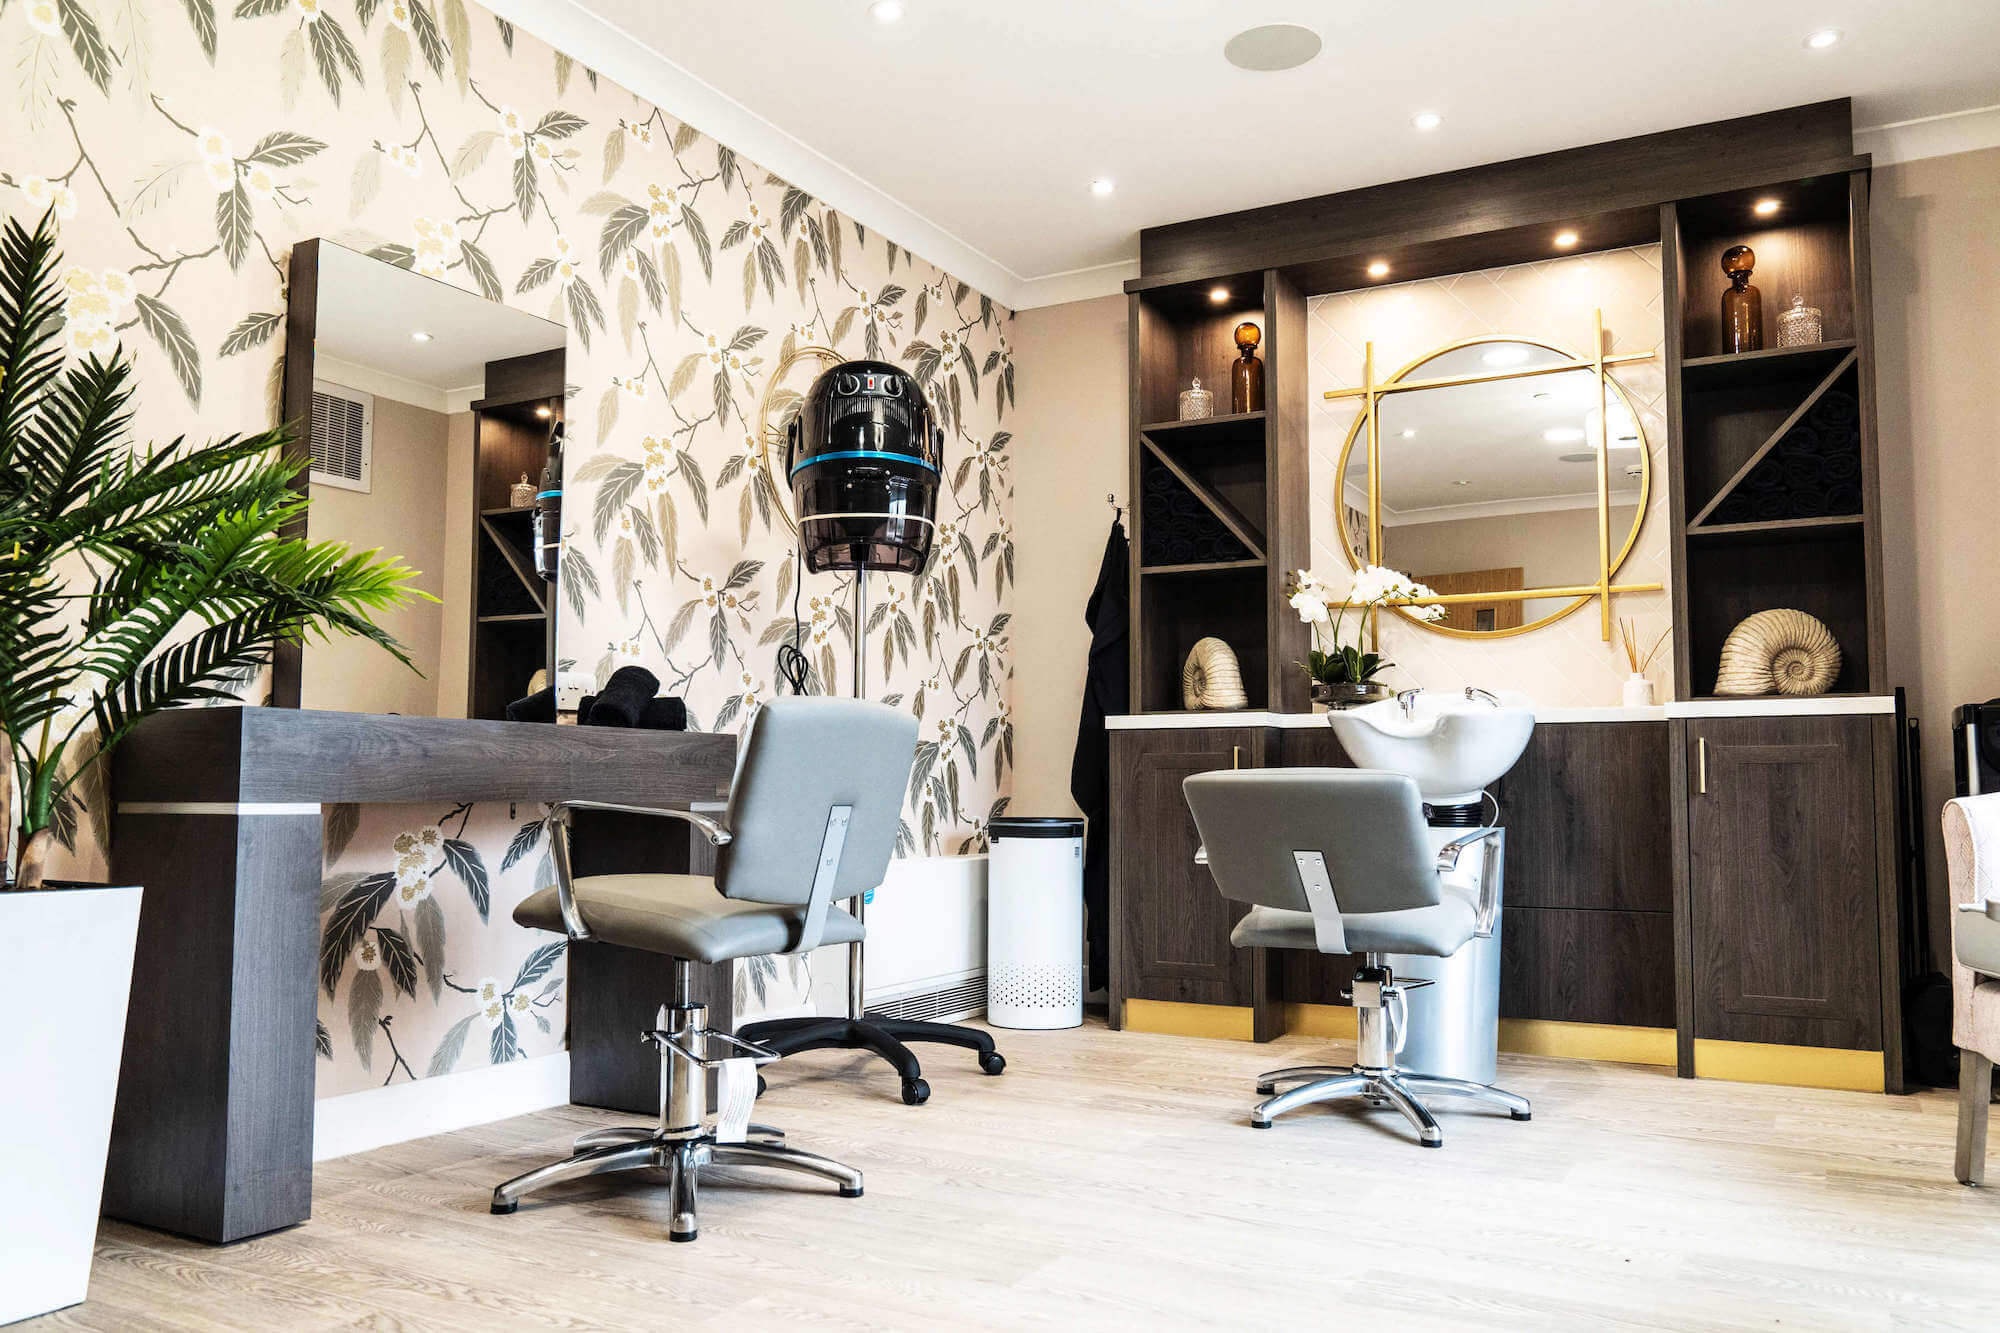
1326, 689, 1536, 806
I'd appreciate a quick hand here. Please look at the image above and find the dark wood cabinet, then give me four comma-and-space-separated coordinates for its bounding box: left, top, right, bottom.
1683, 715, 1882, 1051
1108, 727, 1268, 1025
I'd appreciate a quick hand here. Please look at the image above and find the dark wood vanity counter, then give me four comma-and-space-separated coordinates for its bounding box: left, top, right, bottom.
1105, 698, 1901, 1092
107, 708, 737, 1243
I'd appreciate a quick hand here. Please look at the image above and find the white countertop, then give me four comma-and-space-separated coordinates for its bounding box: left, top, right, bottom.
1105, 695, 1895, 729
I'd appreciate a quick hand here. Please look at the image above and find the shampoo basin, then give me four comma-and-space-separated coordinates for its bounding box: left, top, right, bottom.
1325, 689, 1536, 807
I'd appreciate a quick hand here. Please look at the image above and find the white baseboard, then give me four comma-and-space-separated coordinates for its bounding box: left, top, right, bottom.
314, 1053, 571, 1162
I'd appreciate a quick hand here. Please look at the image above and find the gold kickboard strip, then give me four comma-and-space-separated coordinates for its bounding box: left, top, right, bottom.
1124, 1002, 1882, 1091
1692, 1039, 1885, 1093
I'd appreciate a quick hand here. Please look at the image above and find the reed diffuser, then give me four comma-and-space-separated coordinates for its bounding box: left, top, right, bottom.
1619, 619, 1670, 707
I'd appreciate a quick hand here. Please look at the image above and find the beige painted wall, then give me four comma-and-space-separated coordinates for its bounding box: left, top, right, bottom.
1007, 294, 1129, 817
304, 394, 450, 715
438, 411, 476, 717
1871, 145, 2000, 955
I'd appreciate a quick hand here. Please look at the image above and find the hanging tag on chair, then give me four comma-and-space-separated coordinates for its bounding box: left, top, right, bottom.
714, 1058, 756, 1143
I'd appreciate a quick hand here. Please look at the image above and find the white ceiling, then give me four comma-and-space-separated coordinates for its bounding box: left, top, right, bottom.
314, 242, 564, 397
493, 1, 2000, 308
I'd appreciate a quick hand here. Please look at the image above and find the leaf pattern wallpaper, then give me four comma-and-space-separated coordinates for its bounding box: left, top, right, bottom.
5, 0, 1016, 1097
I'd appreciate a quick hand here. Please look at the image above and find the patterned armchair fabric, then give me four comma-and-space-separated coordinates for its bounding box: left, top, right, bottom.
1943, 795, 2000, 1063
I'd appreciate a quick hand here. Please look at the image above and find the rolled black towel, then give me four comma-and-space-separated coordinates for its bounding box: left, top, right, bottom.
640, 696, 688, 730
1826, 482, 1864, 514
505, 686, 556, 723
1788, 485, 1830, 519
1780, 451, 1822, 492
1823, 448, 1861, 482
1811, 389, 1860, 428
1781, 422, 1824, 458
1752, 489, 1792, 521
584, 665, 660, 727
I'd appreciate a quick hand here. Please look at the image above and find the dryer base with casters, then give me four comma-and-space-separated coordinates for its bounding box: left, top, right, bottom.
739, 1013, 1006, 1105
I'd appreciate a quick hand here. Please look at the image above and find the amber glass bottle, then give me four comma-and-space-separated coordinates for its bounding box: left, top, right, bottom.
1720, 245, 1762, 353
1231, 321, 1264, 413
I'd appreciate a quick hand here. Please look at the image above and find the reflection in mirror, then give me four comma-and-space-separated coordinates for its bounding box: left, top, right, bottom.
299, 241, 566, 716
1342, 339, 1646, 634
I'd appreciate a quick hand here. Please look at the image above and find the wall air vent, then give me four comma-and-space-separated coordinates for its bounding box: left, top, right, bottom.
309, 381, 373, 492
867, 974, 986, 1024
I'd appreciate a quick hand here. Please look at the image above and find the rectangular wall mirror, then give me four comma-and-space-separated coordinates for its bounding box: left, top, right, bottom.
278, 240, 567, 717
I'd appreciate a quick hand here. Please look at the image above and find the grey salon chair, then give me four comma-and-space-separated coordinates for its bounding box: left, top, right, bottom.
491, 696, 917, 1241
1184, 767, 1531, 1147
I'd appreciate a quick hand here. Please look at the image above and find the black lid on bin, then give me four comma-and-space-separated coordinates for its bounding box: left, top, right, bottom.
988, 816, 1085, 839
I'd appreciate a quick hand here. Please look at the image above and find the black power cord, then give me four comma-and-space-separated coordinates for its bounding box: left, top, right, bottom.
775, 541, 811, 695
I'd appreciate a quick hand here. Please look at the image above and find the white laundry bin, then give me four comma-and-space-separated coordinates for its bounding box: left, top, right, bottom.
985, 817, 1085, 1029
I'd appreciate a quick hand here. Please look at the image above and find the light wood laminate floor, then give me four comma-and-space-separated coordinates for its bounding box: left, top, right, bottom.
30, 1019, 2000, 1330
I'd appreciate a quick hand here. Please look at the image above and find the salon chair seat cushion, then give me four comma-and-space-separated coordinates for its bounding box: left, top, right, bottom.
1960, 903, 2000, 979
1230, 883, 1479, 958
515, 873, 864, 964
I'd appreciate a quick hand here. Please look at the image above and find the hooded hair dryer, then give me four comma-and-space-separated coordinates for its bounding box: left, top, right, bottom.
786, 359, 943, 574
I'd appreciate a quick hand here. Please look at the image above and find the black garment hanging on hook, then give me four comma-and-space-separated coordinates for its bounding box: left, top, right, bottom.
1070, 519, 1129, 993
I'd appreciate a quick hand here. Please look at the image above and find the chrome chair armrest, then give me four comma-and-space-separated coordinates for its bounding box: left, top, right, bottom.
1437, 826, 1504, 938
543, 801, 735, 942
1435, 825, 1501, 873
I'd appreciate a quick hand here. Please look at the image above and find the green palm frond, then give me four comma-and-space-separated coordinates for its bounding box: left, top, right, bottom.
1, 209, 425, 885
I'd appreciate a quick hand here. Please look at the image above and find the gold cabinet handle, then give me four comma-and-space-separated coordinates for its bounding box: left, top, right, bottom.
1232, 745, 1243, 770
1697, 737, 1708, 795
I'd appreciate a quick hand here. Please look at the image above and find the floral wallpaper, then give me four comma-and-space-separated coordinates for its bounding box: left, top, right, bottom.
5, 0, 1016, 1095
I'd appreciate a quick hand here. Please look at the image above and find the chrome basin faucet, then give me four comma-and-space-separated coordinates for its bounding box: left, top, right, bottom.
1397, 687, 1424, 720
1463, 687, 1501, 707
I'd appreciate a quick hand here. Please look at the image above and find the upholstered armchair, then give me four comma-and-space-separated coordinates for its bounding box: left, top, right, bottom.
1943, 794, 2000, 1185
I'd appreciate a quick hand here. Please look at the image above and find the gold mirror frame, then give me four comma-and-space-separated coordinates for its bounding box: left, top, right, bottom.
751, 343, 843, 537
1326, 311, 1662, 641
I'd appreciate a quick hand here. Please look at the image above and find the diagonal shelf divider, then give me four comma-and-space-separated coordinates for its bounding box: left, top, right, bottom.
1687, 348, 1858, 529
1138, 434, 1268, 560
479, 515, 549, 613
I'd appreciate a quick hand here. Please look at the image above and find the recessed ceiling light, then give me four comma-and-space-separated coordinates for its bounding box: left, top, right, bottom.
869, 1, 905, 23
1223, 23, 1322, 72
1090, 178, 1114, 197
1804, 28, 1841, 49
1753, 197, 1781, 216
1412, 111, 1443, 132
1209, 286, 1230, 304
1453, 479, 1472, 486
1544, 427, 1586, 443
1366, 260, 1390, 278
1553, 230, 1579, 248
534, 405, 552, 419
1483, 346, 1530, 367
410, 330, 432, 342
1400, 428, 1417, 438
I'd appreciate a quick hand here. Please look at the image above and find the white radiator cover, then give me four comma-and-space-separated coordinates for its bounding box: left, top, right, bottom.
861, 854, 988, 1016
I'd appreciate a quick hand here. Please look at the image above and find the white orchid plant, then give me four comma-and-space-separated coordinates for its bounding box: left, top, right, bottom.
1286, 565, 1446, 689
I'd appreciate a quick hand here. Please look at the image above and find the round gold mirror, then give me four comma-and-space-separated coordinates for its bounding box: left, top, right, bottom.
751, 343, 842, 537
1335, 335, 1651, 638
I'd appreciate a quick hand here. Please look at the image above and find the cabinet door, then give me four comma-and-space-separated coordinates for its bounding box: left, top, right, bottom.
1109, 728, 1266, 1015
1686, 716, 1880, 1050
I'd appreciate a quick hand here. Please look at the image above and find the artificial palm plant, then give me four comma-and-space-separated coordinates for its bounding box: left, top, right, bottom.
1, 210, 422, 888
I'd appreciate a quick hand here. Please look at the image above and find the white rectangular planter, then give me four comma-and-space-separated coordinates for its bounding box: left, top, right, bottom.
0, 883, 142, 1326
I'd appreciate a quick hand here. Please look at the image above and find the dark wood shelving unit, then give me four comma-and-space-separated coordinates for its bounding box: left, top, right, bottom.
1663, 167, 1883, 700
468, 349, 564, 720
1128, 270, 1308, 713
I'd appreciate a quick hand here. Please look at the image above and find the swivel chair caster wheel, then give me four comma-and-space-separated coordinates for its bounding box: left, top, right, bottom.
901, 1077, 930, 1106
1255, 1083, 1275, 1096
979, 1051, 1006, 1075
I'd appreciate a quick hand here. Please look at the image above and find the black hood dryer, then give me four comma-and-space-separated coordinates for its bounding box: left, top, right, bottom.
740, 359, 1006, 1107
